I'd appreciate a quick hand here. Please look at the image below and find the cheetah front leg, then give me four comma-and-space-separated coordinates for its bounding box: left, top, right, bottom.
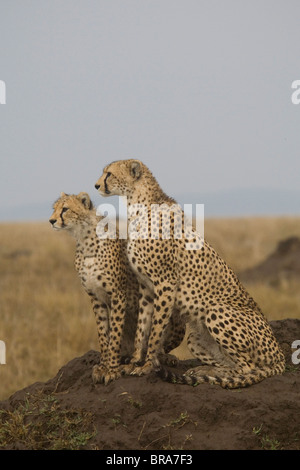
130, 281, 177, 376
90, 297, 110, 383
160, 307, 186, 367
121, 282, 153, 375
92, 289, 127, 385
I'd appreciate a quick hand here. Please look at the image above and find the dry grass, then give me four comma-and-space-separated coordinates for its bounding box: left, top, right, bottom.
0, 223, 98, 400
1, 217, 300, 400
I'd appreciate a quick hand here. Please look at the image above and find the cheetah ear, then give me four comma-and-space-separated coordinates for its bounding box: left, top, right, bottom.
130, 161, 142, 180
78, 192, 92, 209
60, 192, 67, 197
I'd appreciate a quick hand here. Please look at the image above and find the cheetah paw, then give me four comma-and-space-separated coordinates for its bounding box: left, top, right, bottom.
130, 361, 153, 376
159, 353, 179, 367
120, 363, 136, 375
92, 364, 122, 385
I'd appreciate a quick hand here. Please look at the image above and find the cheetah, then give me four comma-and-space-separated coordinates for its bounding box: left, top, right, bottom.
94, 159, 285, 388
49, 191, 185, 384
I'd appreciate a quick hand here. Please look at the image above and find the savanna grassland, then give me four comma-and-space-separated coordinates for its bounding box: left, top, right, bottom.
1, 217, 300, 401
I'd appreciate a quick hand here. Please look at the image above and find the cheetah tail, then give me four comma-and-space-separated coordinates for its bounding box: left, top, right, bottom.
155, 365, 199, 386
155, 362, 286, 389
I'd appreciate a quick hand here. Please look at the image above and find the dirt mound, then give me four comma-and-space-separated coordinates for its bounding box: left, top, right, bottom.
0, 319, 299, 451
239, 237, 300, 285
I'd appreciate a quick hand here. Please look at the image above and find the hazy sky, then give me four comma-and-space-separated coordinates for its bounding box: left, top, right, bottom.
1, 1, 300, 219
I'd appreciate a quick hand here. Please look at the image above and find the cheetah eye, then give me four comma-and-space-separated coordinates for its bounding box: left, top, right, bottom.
106, 172, 111, 178
61, 207, 69, 213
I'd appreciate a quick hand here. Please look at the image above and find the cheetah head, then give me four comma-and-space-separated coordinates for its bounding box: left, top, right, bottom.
94, 159, 145, 197
49, 192, 93, 232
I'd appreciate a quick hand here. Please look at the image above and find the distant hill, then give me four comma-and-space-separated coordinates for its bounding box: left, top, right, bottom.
0, 188, 300, 221
239, 236, 300, 286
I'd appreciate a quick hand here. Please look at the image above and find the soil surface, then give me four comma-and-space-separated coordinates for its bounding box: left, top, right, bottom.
0, 319, 299, 451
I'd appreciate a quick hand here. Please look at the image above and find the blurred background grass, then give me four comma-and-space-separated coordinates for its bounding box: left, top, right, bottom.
1, 217, 300, 400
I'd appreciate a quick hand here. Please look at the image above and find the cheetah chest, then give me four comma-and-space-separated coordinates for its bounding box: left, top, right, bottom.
77, 256, 105, 292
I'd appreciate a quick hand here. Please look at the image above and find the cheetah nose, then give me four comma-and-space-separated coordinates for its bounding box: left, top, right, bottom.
49, 218, 57, 225
95, 183, 100, 190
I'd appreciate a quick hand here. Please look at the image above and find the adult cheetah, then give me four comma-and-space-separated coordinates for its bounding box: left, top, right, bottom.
95, 159, 285, 388
49, 191, 185, 384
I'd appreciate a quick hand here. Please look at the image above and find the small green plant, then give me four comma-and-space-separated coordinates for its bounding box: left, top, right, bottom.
167, 411, 190, 428
119, 391, 142, 409
252, 424, 263, 435
111, 414, 127, 428
127, 395, 142, 409
111, 415, 122, 425
252, 425, 281, 450
162, 433, 193, 450
144, 411, 197, 450
260, 435, 280, 450
285, 364, 299, 373
164, 411, 198, 429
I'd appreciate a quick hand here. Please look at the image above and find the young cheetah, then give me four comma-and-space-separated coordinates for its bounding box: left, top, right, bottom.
49, 191, 185, 384
95, 160, 285, 388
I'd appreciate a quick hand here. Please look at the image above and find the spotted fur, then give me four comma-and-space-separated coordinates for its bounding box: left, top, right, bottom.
49, 191, 185, 385
94, 160, 285, 388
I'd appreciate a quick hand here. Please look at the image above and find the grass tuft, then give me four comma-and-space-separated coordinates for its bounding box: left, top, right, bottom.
0, 391, 96, 450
